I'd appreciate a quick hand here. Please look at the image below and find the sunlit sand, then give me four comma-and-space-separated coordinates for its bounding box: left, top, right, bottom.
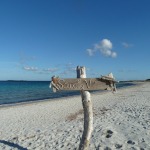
0, 82, 150, 149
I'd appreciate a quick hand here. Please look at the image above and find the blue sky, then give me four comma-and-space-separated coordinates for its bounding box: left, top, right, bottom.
0, 0, 150, 81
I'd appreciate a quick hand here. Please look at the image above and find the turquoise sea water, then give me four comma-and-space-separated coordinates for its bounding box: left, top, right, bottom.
0, 81, 134, 105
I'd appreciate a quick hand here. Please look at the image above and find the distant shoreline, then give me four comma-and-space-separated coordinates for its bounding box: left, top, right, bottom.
0, 81, 143, 108
0, 80, 50, 82
0, 79, 148, 82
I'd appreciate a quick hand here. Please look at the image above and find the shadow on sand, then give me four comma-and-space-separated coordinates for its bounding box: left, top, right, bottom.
0, 140, 28, 150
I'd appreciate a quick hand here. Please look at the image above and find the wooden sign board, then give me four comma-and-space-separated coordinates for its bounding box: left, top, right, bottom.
50, 76, 117, 92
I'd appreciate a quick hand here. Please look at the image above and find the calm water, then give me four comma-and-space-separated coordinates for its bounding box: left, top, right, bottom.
0, 81, 134, 105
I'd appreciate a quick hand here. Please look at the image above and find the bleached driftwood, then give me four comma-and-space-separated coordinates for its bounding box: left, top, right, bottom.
50, 74, 117, 92
50, 66, 117, 150
77, 66, 93, 150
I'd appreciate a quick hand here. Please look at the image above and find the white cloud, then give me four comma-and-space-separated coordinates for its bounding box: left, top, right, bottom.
98, 39, 112, 49
111, 52, 117, 58
122, 42, 133, 48
87, 49, 95, 56
65, 63, 76, 72
23, 66, 38, 71
43, 68, 58, 73
86, 38, 117, 58
23, 65, 60, 75
59, 63, 77, 77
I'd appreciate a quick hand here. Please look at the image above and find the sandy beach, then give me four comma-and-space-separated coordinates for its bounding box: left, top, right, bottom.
0, 82, 150, 150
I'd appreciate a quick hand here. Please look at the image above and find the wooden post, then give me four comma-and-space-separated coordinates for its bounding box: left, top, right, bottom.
50, 67, 117, 149
77, 66, 93, 150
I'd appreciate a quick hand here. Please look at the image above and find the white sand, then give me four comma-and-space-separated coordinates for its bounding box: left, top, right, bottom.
0, 82, 150, 150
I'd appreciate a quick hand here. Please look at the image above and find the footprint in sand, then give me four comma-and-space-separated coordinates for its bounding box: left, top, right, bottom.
106, 130, 113, 138
127, 140, 135, 145
104, 147, 111, 150
115, 144, 122, 149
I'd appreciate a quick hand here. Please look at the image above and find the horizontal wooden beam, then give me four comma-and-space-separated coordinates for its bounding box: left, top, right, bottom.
50, 76, 117, 92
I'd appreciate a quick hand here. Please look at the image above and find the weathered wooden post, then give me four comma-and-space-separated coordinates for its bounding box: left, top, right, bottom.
50, 66, 117, 150
77, 66, 93, 150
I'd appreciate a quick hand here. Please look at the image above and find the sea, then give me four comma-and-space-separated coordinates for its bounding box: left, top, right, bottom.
0, 81, 135, 105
